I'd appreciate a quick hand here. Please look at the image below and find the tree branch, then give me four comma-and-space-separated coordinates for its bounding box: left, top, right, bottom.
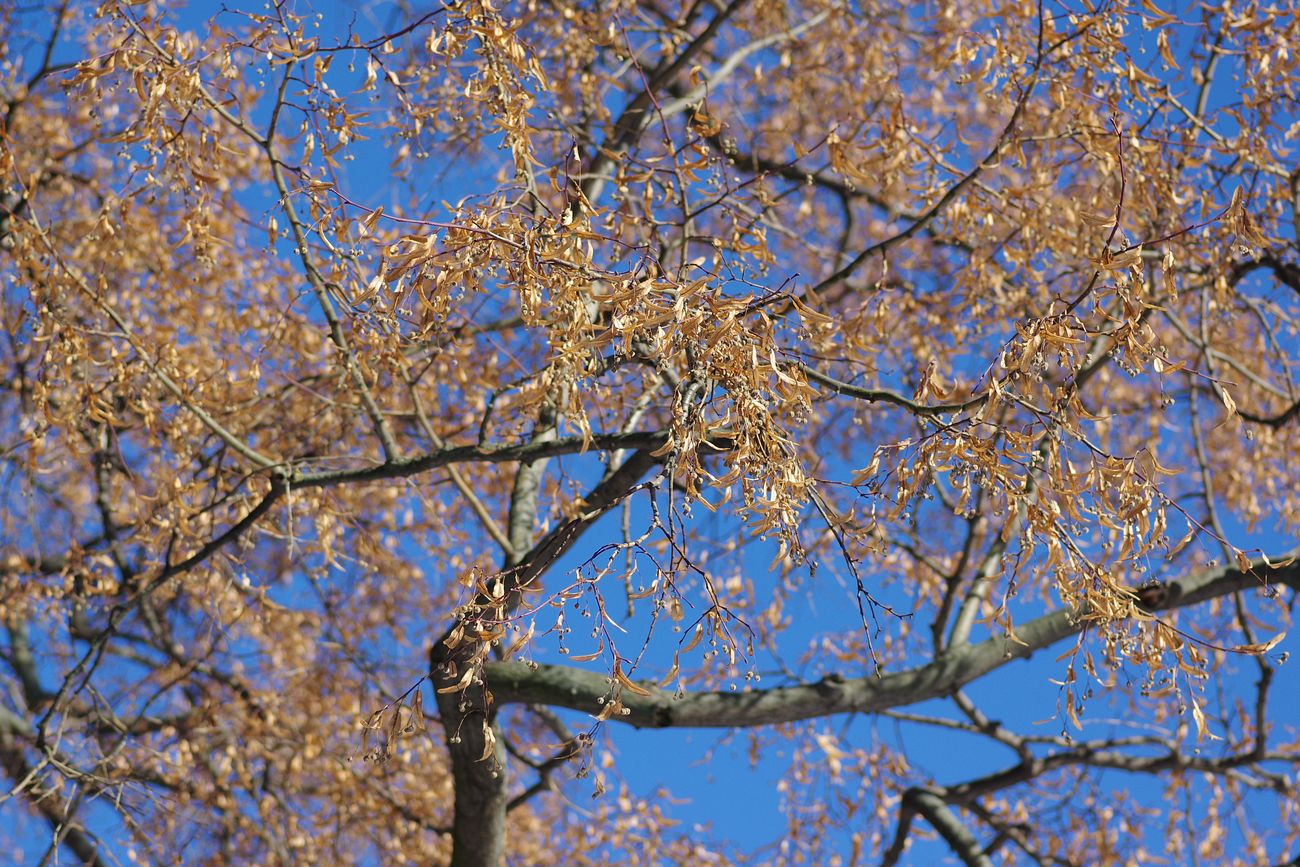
291, 429, 686, 490
432, 448, 664, 867
1, 714, 104, 867
901, 788, 993, 867
484, 551, 1299, 728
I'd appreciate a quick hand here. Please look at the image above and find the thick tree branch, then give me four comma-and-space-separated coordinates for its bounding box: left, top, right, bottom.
432, 448, 663, 867
484, 551, 1299, 728
887, 788, 993, 867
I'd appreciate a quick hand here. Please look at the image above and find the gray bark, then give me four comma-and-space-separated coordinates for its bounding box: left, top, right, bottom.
484, 551, 1298, 728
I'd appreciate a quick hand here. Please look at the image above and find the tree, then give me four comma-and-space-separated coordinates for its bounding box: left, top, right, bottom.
1, 0, 1297, 862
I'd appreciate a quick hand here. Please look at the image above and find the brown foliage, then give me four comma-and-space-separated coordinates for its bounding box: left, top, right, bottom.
1, 0, 1298, 863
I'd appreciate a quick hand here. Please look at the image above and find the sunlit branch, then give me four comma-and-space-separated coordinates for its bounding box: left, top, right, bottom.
1164, 322, 1293, 402
581, 0, 749, 203
656, 10, 830, 121
960, 801, 1049, 867
119, 9, 271, 146
503, 403, 560, 568
947, 529, 1012, 651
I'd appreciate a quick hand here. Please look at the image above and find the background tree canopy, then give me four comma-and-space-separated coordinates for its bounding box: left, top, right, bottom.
2, 0, 1298, 863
